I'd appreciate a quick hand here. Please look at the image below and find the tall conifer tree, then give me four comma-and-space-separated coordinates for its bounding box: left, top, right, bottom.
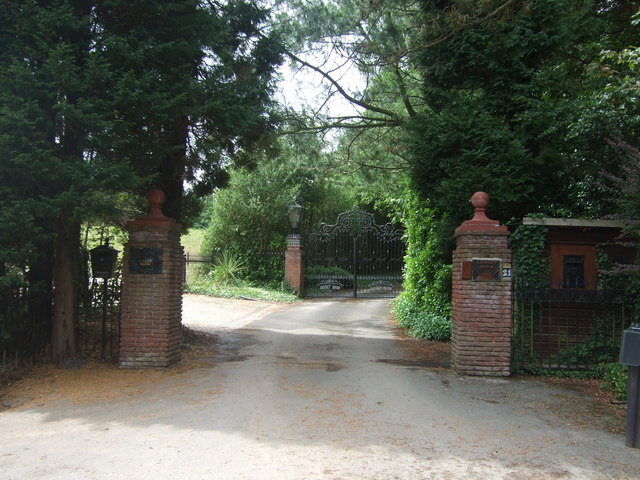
0, 0, 282, 362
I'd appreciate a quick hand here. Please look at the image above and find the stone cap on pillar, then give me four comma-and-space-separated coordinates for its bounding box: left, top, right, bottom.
287, 233, 302, 247
455, 192, 508, 234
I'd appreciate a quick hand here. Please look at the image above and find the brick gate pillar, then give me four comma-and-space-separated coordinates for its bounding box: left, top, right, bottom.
452, 192, 512, 376
119, 189, 184, 368
284, 234, 304, 295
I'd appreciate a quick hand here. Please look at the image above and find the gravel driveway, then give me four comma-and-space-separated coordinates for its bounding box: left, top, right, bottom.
1, 295, 638, 479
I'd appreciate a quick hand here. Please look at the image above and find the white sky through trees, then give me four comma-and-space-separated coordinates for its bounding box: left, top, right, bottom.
276, 49, 365, 120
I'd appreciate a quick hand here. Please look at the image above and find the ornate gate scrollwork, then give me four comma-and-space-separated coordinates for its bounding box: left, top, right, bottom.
304, 209, 404, 298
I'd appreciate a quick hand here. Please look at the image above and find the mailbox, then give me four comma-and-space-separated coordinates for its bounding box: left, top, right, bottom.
621, 323, 640, 448
620, 324, 640, 366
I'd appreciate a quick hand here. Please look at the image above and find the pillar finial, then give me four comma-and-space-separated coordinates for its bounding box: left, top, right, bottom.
147, 189, 167, 218
455, 191, 506, 233
470, 191, 491, 223
128, 189, 176, 225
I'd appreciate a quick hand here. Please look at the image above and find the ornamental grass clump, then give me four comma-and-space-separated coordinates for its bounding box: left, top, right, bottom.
211, 251, 248, 285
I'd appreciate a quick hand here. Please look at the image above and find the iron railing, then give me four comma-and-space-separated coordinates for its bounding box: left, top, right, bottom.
79, 273, 122, 362
512, 280, 631, 371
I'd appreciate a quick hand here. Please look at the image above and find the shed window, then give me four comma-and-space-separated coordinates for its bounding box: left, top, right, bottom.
550, 244, 597, 290
563, 255, 585, 288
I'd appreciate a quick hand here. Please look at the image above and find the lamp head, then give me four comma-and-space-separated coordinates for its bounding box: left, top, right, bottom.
288, 203, 304, 232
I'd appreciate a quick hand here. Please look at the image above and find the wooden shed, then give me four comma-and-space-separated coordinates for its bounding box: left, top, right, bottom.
522, 217, 635, 289
514, 217, 636, 369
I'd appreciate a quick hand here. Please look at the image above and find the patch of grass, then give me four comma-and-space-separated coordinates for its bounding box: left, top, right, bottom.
181, 228, 205, 256
186, 277, 299, 303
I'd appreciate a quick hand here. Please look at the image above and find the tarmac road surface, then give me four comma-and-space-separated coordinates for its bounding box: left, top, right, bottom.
1, 297, 639, 479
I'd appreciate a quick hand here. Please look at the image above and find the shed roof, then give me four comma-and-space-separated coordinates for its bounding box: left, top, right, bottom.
522, 217, 625, 228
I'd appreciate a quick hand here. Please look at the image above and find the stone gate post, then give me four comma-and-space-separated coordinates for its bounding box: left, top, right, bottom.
119, 189, 184, 368
452, 192, 512, 376
284, 234, 304, 295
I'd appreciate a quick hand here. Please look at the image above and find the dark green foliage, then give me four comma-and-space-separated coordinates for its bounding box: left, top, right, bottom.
200, 150, 352, 285
597, 249, 640, 328
200, 160, 294, 283
305, 265, 352, 277
94, 0, 284, 223
394, 273, 452, 341
510, 221, 550, 286
394, 0, 640, 341
409, 0, 617, 225
408, 107, 537, 223
389, 190, 452, 341
603, 139, 640, 245
600, 362, 628, 401
1, 0, 283, 364
555, 319, 625, 367
0, 0, 103, 362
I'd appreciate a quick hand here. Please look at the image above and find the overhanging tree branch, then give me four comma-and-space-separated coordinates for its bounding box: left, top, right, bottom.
284, 49, 402, 121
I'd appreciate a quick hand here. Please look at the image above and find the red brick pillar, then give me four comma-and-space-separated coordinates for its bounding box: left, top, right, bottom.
452, 192, 512, 376
284, 234, 304, 295
119, 190, 184, 368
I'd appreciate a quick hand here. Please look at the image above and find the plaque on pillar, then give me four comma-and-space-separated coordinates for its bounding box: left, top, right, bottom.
129, 247, 163, 274
471, 258, 501, 282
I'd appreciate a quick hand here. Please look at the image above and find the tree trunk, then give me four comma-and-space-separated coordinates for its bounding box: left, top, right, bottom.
158, 116, 189, 222
51, 213, 81, 362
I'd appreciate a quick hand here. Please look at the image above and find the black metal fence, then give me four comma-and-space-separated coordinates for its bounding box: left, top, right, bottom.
183, 253, 211, 284
512, 281, 631, 371
1, 269, 122, 370
184, 250, 285, 285
79, 274, 122, 362
1, 280, 48, 369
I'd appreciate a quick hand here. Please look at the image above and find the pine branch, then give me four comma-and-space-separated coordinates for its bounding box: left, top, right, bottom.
386, 0, 521, 64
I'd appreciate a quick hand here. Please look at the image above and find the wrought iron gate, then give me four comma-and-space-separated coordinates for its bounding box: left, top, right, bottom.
304, 209, 404, 298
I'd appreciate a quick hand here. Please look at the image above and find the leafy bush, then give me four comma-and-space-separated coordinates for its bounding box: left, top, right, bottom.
394, 291, 451, 341
200, 154, 352, 285
200, 159, 293, 284
600, 362, 628, 402
387, 190, 452, 341
552, 319, 621, 367
305, 265, 352, 277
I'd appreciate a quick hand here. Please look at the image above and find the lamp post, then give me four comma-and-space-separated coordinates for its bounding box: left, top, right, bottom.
285, 203, 304, 294
89, 240, 119, 360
